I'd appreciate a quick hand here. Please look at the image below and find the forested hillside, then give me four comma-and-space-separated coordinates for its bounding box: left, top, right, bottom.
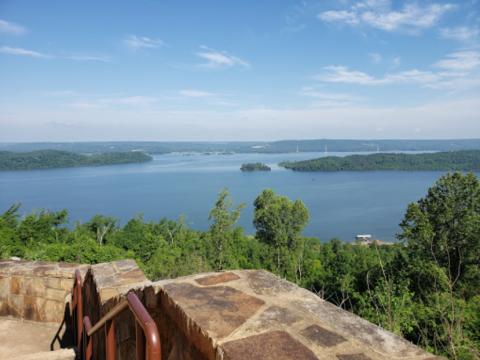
279, 150, 480, 171
0, 150, 152, 170
1, 173, 479, 359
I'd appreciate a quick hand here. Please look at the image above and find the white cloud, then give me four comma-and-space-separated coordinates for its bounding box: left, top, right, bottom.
178, 90, 215, 98
439, 26, 479, 42
68, 95, 158, 109
318, 11, 358, 25
123, 35, 165, 50
315, 66, 391, 85
0, 46, 50, 58
432, 51, 480, 71
299, 90, 365, 108
315, 51, 480, 91
0, 19, 26, 35
282, 3, 308, 33
169, 90, 233, 106
299, 90, 363, 101
103, 96, 158, 106
66, 54, 113, 62
392, 57, 401, 68
387, 70, 440, 84
318, 1, 454, 33
194, 46, 250, 69
369, 53, 382, 64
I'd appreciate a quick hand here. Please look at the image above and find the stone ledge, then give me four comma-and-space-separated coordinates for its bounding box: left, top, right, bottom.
148, 270, 442, 360
1, 260, 445, 360
0, 259, 89, 279
0, 260, 89, 323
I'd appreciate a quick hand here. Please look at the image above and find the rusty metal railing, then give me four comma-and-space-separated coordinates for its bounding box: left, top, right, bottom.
72, 269, 161, 360
71, 269, 84, 355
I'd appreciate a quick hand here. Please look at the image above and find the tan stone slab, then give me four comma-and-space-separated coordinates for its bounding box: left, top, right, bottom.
301, 324, 348, 348
8, 295, 24, 317
245, 270, 301, 296
46, 288, 68, 302
195, 272, 240, 286
21, 278, 46, 297
39, 299, 65, 323
112, 259, 138, 272
254, 305, 301, 327
10, 276, 20, 294
0, 259, 88, 279
60, 279, 73, 292
0, 276, 9, 301
220, 330, 319, 360
43, 278, 60, 289
0, 300, 21, 318
300, 299, 430, 358
162, 282, 265, 338
336, 355, 373, 360
99, 288, 119, 301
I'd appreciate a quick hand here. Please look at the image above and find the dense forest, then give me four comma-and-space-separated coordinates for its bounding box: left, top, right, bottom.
1, 139, 479, 154
279, 150, 480, 171
1, 172, 479, 359
0, 150, 152, 170
240, 163, 271, 171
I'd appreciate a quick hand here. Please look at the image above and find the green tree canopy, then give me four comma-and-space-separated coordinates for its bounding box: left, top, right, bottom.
208, 188, 246, 270
398, 171, 480, 299
253, 189, 310, 277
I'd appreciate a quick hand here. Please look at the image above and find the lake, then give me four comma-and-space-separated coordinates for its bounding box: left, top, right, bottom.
1, 152, 476, 242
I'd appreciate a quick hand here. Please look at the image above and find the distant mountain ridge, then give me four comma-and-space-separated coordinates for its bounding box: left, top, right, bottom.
1, 139, 480, 154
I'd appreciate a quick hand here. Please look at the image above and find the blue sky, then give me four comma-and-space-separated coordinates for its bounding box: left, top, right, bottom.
0, 0, 479, 142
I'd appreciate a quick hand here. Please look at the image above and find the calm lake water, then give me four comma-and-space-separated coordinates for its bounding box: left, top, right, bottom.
1, 152, 477, 242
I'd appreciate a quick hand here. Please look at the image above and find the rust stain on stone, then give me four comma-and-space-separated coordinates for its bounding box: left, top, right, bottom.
245, 270, 299, 296
195, 272, 240, 286
301, 324, 347, 348
10, 277, 20, 294
221, 330, 319, 360
0, 301, 21, 318
24, 296, 42, 322
336, 354, 373, 360
163, 282, 265, 338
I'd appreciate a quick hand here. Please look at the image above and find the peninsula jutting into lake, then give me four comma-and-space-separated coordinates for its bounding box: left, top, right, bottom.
0, 150, 153, 171
278, 150, 480, 172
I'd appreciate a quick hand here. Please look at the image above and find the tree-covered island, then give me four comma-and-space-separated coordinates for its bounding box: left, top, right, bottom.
279, 150, 480, 171
240, 163, 271, 171
0, 150, 153, 171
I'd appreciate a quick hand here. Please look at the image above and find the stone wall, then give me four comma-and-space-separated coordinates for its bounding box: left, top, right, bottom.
1, 259, 444, 360
0, 259, 89, 323
82, 260, 444, 360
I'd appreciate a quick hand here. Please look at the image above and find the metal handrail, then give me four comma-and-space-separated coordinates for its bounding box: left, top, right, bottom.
72, 269, 161, 360
71, 269, 84, 355
83, 293, 161, 360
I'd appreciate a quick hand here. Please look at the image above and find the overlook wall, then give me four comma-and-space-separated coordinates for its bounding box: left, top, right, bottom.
0, 259, 88, 323
0, 259, 443, 360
